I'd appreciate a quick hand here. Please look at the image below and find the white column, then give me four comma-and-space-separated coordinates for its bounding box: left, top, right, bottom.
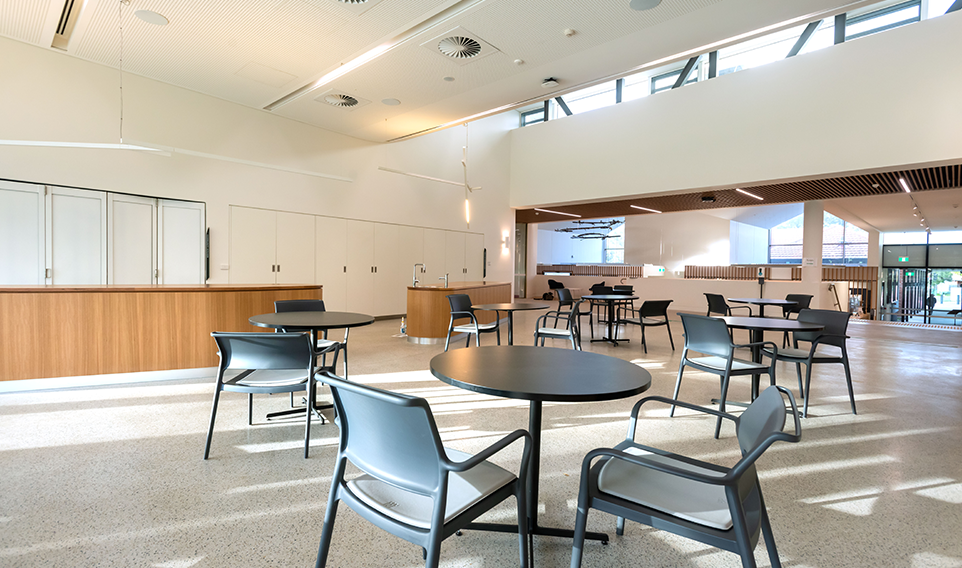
802, 201, 824, 306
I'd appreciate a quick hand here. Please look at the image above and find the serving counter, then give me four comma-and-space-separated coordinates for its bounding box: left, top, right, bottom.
405, 281, 511, 344
0, 284, 322, 381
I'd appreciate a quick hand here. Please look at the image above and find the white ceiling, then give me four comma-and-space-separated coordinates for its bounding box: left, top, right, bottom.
0, 0, 867, 142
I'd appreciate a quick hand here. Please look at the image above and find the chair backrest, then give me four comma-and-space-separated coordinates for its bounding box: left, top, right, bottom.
211, 332, 314, 371
639, 300, 672, 318
447, 294, 474, 315
324, 373, 446, 495
548, 279, 564, 289
594, 286, 614, 295
613, 285, 633, 292
679, 313, 732, 359
275, 299, 326, 312
735, 386, 800, 458
795, 309, 850, 347
589, 282, 606, 293
704, 293, 730, 315
783, 294, 813, 316
557, 288, 574, 307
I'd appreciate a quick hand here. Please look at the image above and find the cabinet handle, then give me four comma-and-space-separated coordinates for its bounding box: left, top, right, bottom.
277, 264, 281, 272
271, 265, 275, 273
343, 266, 346, 273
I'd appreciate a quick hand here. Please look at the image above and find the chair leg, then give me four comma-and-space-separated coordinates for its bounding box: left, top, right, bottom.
248, 393, 254, 426
342, 346, 348, 380
424, 536, 443, 568
666, 322, 675, 350
304, 380, 314, 459
842, 353, 857, 415
795, 362, 804, 399
715, 374, 732, 439
203, 386, 222, 460
570, 483, 591, 568
803, 363, 814, 418
727, 495, 758, 568
315, 460, 347, 568
589, 310, 594, 339
758, 492, 784, 568
615, 516, 625, 536
496, 326, 501, 346
444, 327, 453, 352
641, 325, 647, 354
670, 359, 686, 417
468, 332, 474, 347
516, 484, 529, 568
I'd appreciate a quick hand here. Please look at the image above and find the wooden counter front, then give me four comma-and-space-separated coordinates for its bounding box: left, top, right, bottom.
0, 284, 322, 381
406, 282, 511, 341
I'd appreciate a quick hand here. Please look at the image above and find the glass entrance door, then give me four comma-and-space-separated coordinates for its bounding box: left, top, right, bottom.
928, 269, 962, 324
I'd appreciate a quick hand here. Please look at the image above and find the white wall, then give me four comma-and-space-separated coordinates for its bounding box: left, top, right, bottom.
536, 229, 603, 264
730, 220, 769, 264
509, 13, 962, 208
624, 211, 730, 277
0, 36, 516, 287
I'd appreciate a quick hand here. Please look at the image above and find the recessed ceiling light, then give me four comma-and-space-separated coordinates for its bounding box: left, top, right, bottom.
629, 0, 662, 11
899, 178, 911, 193
735, 188, 764, 200
534, 208, 580, 218
134, 10, 168, 25
443, 76, 455, 82
381, 98, 400, 106
630, 205, 662, 213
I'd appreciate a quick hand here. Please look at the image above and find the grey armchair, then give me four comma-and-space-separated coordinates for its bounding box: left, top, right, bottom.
570, 386, 802, 568
444, 294, 501, 351
674, 313, 777, 438
274, 299, 348, 378
534, 299, 585, 350
762, 308, 856, 418
205, 331, 321, 459
314, 372, 531, 568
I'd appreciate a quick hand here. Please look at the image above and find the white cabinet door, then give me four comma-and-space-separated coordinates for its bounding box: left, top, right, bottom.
0, 181, 44, 285
465, 232, 485, 281
445, 231, 466, 282
346, 220, 375, 314
46, 187, 106, 285
230, 206, 276, 284
108, 194, 156, 285
275, 211, 315, 285
374, 223, 400, 316
316, 216, 348, 311
158, 199, 206, 285
423, 228, 447, 285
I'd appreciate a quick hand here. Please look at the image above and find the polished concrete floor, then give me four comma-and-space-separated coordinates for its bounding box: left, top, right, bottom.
2, 309, 961, 568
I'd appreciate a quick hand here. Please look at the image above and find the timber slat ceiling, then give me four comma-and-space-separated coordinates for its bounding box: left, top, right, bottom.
516, 163, 962, 223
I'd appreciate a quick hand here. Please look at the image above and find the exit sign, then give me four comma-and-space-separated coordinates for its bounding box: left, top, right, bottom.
906, 272, 915, 276
898, 256, 909, 262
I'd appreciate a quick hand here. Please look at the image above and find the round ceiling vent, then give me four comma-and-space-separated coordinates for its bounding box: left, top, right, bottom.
338, 0, 368, 4
324, 94, 359, 108
437, 36, 482, 59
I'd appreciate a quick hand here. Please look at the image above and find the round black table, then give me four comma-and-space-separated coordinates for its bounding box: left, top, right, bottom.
430, 345, 652, 544
250, 311, 375, 417
719, 316, 823, 400
581, 294, 638, 346
472, 302, 550, 345
727, 297, 797, 318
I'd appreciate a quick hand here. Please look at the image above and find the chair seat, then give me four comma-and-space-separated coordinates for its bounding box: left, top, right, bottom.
762, 346, 841, 360
452, 322, 498, 333
686, 356, 768, 372
235, 369, 309, 388
536, 327, 574, 337
597, 445, 731, 530
347, 448, 516, 530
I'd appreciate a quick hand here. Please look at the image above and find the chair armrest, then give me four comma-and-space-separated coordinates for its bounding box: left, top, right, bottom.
444, 429, 531, 473
627, 395, 737, 440
729, 305, 753, 316
581, 447, 734, 486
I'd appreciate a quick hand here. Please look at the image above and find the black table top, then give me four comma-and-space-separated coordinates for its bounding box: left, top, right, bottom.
727, 298, 798, 307
249, 311, 375, 330
430, 345, 651, 403
581, 294, 639, 301
719, 316, 823, 332
472, 302, 550, 312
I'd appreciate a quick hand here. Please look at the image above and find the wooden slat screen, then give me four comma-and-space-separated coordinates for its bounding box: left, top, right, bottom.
537, 264, 646, 278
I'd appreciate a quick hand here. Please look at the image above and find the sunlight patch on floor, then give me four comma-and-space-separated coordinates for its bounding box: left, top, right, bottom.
912, 552, 962, 568
822, 496, 879, 516
760, 454, 899, 479
915, 483, 962, 504
153, 557, 205, 568
236, 436, 339, 453
223, 476, 330, 495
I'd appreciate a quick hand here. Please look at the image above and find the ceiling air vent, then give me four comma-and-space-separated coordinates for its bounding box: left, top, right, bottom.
51, 0, 84, 51
325, 94, 358, 107
438, 36, 482, 59
313, 89, 371, 111
421, 26, 499, 66
327, 0, 385, 15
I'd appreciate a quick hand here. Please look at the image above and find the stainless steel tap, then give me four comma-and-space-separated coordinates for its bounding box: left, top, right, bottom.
440, 273, 449, 287
413, 263, 424, 287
